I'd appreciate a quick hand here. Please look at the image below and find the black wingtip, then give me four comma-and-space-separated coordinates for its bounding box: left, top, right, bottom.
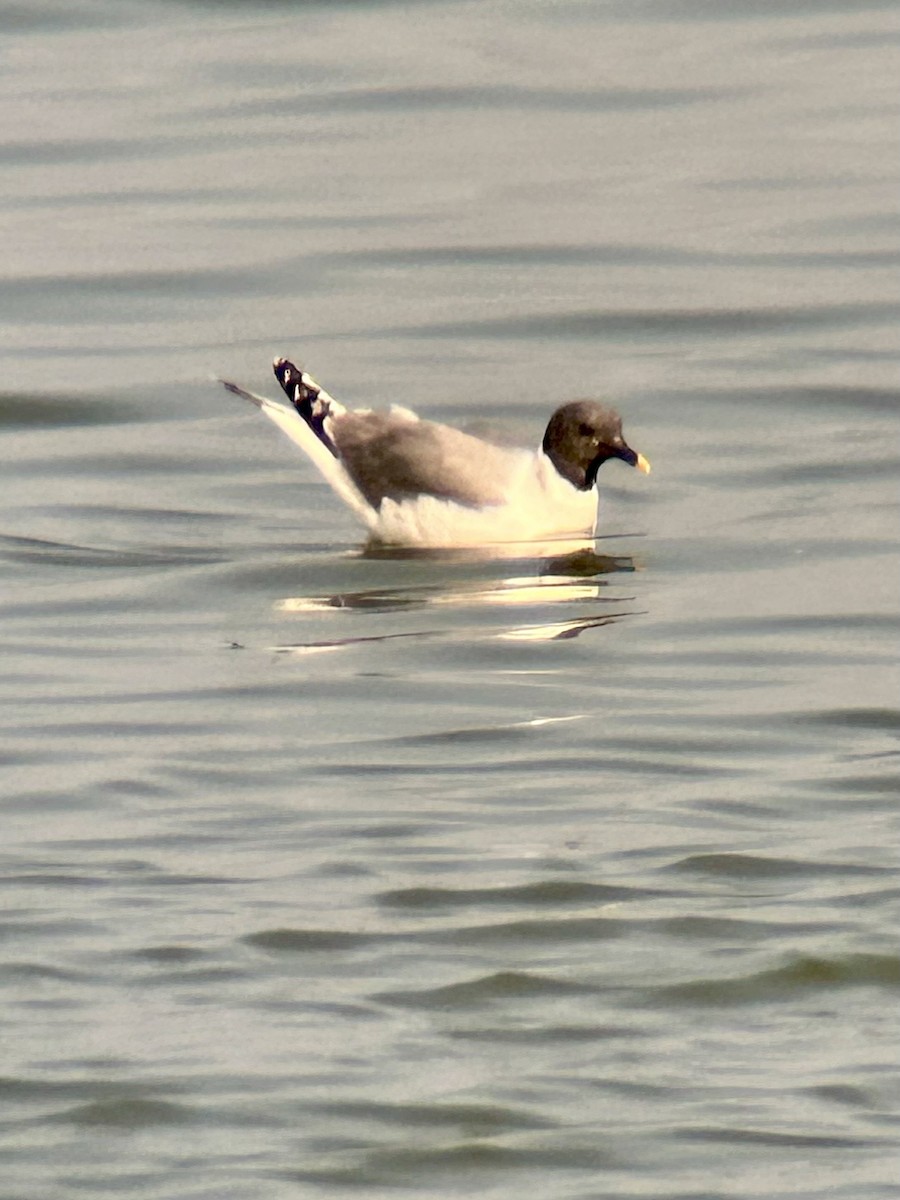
272, 357, 339, 459
273, 357, 322, 416
220, 379, 265, 408
273, 357, 306, 399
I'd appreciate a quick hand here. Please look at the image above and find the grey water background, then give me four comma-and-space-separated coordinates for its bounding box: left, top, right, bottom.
2, 0, 899, 1196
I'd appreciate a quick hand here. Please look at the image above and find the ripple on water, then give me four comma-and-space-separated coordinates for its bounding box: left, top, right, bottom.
55, 1097, 194, 1128
667, 853, 892, 880
652, 953, 900, 1007
375, 969, 596, 1011
375, 879, 661, 910
385, 300, 900, 341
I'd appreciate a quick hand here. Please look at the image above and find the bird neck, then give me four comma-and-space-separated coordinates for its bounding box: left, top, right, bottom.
542, 435, 592, 491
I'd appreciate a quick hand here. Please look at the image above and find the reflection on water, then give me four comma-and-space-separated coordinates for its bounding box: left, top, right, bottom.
279, 548, 635, 612
273, 546, 640, 649
495, 611, 640, 641
274, 629, 437, 656
273, 608, 640, 653
360, 539, 640, 566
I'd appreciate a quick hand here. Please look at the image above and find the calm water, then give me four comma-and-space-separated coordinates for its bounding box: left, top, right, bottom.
2, 1, 899, 1197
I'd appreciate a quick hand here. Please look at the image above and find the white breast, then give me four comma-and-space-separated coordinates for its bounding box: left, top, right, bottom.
369, 450, 599, 548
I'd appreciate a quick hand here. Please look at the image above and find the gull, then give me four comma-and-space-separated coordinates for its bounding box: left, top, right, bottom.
222, 357, 650, 549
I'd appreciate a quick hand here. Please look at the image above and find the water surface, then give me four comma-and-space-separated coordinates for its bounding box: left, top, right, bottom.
1, 1, 898, 1197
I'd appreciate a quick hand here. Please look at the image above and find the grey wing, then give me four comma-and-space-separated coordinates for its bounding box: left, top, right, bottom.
330, 412, 518, 509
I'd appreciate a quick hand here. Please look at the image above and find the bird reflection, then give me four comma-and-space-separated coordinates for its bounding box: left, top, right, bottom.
272, 541, 643, 651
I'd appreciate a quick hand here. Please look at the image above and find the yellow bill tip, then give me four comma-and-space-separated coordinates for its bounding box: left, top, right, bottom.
635, 452, 651, 475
